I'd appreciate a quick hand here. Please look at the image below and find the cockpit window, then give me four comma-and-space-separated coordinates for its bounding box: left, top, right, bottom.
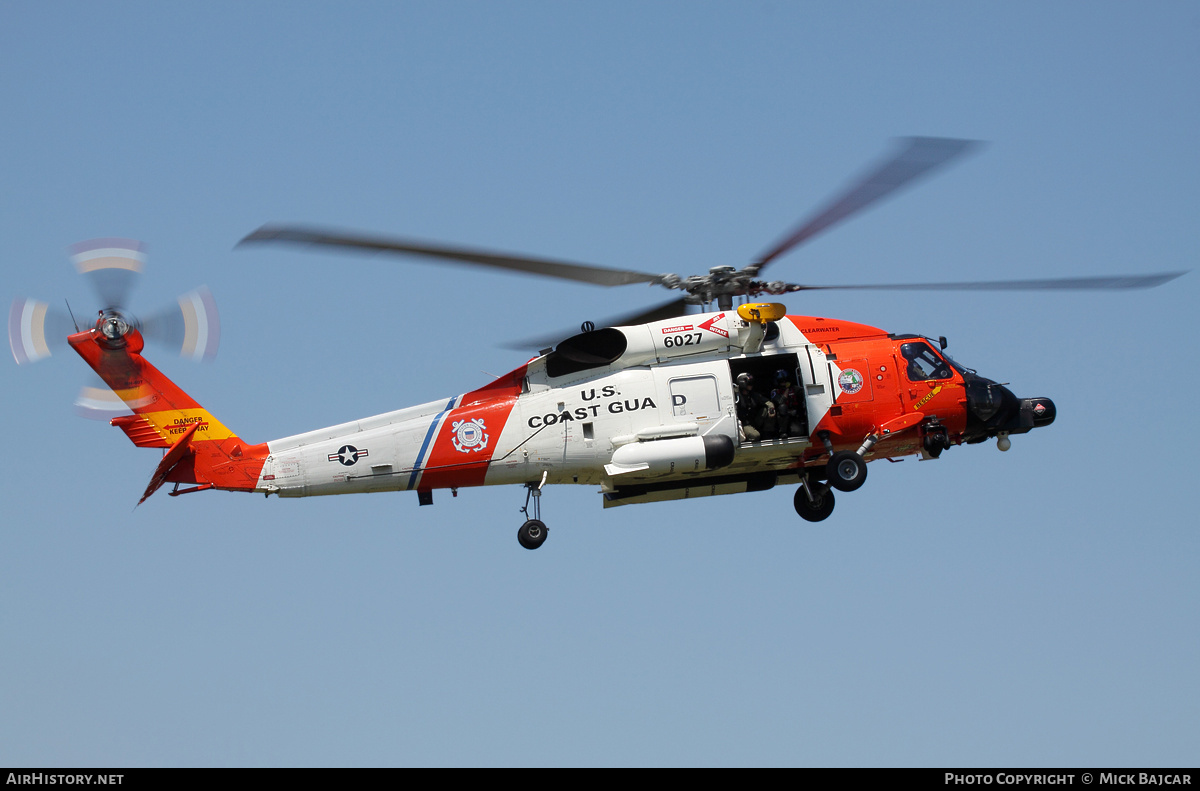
901, 342, 953, 382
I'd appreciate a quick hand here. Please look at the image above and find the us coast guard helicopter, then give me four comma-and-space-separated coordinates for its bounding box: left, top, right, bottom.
17, 138, 1184, 549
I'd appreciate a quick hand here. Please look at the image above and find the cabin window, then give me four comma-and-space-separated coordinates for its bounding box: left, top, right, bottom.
900, 342, 953, 382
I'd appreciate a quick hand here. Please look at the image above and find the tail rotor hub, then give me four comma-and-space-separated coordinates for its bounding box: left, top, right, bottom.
97, 309, 135, 346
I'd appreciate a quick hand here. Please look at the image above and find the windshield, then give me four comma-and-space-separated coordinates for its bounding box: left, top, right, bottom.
940, 351, 975, 376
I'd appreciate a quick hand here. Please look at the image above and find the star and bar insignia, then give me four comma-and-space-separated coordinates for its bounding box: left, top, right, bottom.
328, 445, 368, 466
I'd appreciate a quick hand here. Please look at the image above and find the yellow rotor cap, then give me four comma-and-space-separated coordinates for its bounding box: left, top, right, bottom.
736, 303, 786, 323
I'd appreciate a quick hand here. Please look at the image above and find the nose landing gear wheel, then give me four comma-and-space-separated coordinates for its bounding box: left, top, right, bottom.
826, 450, 867, 492
794, 484, 836, 522
518, 519, 548, 550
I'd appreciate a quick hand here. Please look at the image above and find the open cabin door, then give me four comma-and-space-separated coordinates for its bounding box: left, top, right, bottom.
728, 352, 808, 442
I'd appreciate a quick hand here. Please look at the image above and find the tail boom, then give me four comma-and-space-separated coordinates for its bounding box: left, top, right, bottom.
68, 324, 267, 496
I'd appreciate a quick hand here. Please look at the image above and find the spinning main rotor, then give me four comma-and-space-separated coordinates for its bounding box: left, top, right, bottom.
240, 137, 1185, 330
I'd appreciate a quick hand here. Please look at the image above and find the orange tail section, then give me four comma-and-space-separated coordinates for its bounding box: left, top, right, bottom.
68, 323, 267, 500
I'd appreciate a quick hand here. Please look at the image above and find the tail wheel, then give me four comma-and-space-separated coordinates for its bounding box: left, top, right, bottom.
826, 451, 867, 492
517, 519, 548, 550
794, 484, 835, 522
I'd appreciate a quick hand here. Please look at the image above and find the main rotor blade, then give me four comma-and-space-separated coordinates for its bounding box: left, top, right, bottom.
240, 224, 665, 288
749, 137, 983, 276
782, 271, 1187, 292
599, 295, 697, 327
504, 296, 693, 351
70, 238, 145, 310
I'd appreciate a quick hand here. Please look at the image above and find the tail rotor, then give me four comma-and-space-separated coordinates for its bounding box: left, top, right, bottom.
9, 238, 221, 418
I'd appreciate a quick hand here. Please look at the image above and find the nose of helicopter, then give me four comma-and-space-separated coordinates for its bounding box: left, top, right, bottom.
1023, 396, 1056, 428
962, 375, 1056, 443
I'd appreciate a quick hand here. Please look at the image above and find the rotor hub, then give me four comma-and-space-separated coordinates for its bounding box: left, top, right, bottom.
97, 309, 133, 342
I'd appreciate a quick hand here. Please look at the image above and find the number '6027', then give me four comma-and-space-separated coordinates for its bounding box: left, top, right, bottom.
663, 333, 703, 348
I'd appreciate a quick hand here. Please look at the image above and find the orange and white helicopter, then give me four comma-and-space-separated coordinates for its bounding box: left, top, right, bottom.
16, 138, 1184, 549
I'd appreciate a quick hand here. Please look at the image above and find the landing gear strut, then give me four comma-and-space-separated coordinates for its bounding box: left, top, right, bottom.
517, 471, 549, 550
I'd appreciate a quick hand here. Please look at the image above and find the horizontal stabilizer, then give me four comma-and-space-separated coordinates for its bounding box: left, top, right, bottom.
111, 414, 170, 448
139, 421, 200, 506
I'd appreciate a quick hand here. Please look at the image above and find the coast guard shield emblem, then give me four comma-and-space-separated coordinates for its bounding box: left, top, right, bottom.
451, 418, 489, 453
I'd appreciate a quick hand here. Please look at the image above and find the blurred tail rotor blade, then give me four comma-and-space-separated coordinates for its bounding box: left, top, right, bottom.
140, 286, 220, 361
74, 377, 133, 420
8, 298, 80, 364
70, 238, 145, 310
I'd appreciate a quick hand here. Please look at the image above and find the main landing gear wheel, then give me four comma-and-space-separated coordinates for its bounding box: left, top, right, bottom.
517, 474, 549, 549
518, 519, 548, 550
826, 451, 867, 492
794, 484, 835, 523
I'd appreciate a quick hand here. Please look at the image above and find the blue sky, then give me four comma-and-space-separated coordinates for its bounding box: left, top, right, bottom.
2, 2, 1197, 767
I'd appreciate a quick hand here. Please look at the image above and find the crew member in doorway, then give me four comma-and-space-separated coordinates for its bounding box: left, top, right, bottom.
770, 369, 803, 438
736, 372, 771, 442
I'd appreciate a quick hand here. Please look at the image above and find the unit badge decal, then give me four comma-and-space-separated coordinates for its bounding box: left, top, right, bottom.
837, 368, 864, 395
328, 445, 368, 466
451, 418, 489, 453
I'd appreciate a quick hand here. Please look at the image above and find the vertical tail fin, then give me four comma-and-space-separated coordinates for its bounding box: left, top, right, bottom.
68, 322, 266, 497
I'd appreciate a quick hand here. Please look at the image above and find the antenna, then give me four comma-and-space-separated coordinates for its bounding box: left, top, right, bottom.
64, 299, 80, 332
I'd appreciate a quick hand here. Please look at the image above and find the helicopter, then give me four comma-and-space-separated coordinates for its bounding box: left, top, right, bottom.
32, 138, 1186, 549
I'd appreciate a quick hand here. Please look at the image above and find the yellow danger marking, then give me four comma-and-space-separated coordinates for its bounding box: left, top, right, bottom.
140, 409, 235, 441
